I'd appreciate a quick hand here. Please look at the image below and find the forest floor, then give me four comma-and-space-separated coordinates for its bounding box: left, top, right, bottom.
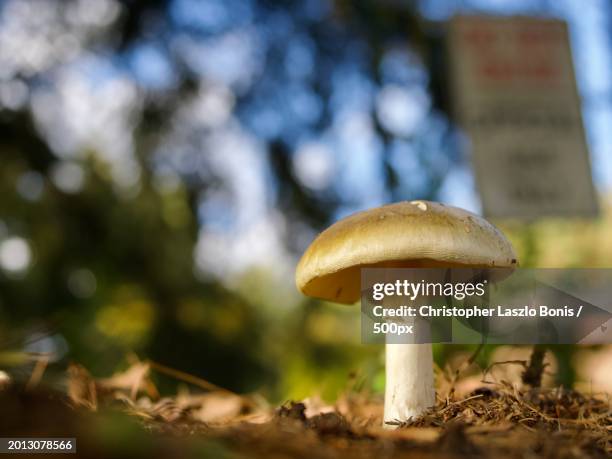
1, 356, 610, 459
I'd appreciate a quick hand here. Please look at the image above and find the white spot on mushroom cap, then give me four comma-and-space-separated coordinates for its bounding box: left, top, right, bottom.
410, 200, 427, 211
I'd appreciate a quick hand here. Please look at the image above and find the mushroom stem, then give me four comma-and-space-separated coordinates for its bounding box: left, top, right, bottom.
383, 314, 435, 428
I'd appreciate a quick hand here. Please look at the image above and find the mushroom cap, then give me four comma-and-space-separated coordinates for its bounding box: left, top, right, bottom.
296, 200, 517, 304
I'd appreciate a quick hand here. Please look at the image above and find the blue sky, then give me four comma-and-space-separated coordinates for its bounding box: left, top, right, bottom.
163, 0, 612, 216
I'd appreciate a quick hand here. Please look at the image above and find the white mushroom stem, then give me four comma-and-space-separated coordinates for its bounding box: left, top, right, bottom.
384, 341, 434, 428
383, 313, 435, 428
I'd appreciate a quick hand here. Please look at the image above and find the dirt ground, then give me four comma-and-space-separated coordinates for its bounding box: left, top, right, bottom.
1, 358, 610, 459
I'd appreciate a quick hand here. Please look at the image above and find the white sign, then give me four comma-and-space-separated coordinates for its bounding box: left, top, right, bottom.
448, 15, 598, 219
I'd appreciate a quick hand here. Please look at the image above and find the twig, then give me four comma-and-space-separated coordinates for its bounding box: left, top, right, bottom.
25, 354, 49, 391
439, 394, 484, 414
522, 345, 548, 388
147, 360, 255, 408
449, 341, 486, 391
482, 360, 527, 382
147, 360, 234, 394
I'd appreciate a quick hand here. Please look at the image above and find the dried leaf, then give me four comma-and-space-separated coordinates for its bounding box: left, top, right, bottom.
67, 363, 97, 410
98, 360, 158, 400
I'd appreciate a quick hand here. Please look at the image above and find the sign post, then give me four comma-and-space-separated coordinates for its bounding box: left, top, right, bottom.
448, 16, 598, 219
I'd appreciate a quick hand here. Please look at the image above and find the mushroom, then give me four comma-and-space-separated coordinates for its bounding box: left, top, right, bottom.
295, 200, 517, 427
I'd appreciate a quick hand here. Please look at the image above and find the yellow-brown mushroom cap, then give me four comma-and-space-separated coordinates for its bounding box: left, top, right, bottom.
295, 200, 517, 304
